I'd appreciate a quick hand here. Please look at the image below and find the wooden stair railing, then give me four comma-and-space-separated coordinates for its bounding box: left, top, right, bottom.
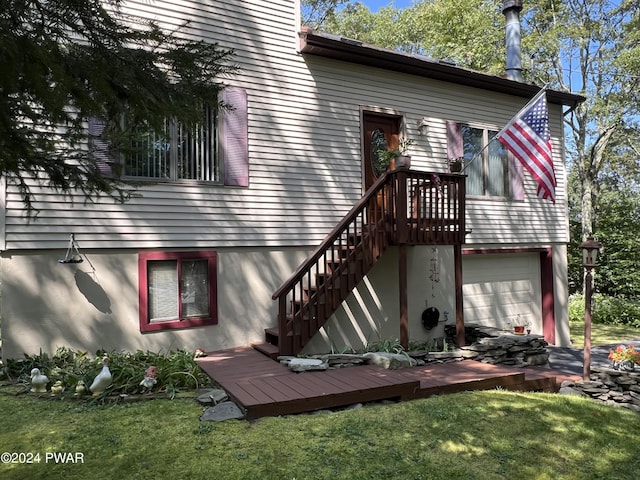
264, 169, 465, 357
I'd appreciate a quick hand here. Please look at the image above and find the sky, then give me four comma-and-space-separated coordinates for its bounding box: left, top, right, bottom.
364, 0, 415, 11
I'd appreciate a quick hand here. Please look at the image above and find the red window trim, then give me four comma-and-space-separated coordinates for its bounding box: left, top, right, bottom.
138, 251, 218, 332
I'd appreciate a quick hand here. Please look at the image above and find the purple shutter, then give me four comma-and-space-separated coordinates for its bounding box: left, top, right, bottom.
221, 87, 249, 187
446, 120, 463, 160
88, 117, 115, 178
508, 151, 525, 200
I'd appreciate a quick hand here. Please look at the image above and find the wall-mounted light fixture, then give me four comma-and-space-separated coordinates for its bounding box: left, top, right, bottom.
416, 118, 429, 136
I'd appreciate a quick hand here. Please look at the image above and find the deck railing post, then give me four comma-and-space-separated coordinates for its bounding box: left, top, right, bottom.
395, 170, 409, 245
278, 295, 293, 355
395, 169, 409, 349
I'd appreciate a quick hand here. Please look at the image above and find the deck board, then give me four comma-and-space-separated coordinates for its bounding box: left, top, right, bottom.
196, 348, 559, 419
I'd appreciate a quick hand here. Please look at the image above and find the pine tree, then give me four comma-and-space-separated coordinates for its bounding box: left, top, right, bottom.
0, 0, 235, 212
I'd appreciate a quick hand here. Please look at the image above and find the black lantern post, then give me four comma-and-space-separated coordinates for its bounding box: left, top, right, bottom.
580, 235, 602, 381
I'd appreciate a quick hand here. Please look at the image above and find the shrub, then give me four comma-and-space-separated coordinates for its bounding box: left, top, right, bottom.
569, 294, 640, 328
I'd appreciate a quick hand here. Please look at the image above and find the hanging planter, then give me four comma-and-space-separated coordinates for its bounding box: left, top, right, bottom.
58, 233, 84, 264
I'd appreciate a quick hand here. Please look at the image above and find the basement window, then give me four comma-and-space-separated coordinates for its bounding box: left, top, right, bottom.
138, 251, 218, 332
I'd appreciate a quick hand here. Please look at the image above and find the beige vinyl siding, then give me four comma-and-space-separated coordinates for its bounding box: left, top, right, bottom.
3, 0, 568, 251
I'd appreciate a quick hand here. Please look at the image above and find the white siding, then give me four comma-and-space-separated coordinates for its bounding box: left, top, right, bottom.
3, 0, 568, 251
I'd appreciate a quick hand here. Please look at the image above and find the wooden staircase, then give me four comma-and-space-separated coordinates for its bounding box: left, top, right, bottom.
254, 168, 466, 358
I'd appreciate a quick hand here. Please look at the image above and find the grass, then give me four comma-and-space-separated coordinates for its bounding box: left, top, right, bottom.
1, 388, 639, 480
569, 320, 640, 348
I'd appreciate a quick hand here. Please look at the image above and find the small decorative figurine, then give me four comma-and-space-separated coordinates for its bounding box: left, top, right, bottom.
139, 366, 158, 391
30, 368, 49, 393
74, 380, 86, 396
89, 356, 112, 395
51, 380, 65, 396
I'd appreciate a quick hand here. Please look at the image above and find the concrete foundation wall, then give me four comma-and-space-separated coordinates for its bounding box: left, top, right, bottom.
0, 247, 308, 359
302, 246, 456, 354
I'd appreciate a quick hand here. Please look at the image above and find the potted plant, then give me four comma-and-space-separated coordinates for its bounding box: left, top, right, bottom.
608, 345, 640, 371
376, 137, 414, 172
447, 157, 464, 173
511, 315, 527, 335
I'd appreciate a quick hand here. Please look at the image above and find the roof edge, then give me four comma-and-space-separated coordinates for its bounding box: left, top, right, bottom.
298, 28, 585, 108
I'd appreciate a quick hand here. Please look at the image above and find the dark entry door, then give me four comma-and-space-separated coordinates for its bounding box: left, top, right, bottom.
362, 113, 401, 190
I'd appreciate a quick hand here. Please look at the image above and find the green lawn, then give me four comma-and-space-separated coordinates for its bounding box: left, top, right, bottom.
1, 388, 639, 480
569, 320, 640, 348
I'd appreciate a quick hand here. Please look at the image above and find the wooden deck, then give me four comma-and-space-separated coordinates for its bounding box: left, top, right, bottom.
196, 348, 564, 419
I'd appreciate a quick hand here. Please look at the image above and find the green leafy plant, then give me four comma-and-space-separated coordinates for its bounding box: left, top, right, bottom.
374, 136, 415, 174
5, 347, 212, 399
360, 337, 405, 354
376, 136, 414, 162
569, 294, 640, 328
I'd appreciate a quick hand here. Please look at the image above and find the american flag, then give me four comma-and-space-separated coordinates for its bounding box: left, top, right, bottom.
496, 89, 556, 203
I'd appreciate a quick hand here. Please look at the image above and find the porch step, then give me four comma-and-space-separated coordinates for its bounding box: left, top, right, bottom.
252, 342, 280, 359
264, 327, 279, 346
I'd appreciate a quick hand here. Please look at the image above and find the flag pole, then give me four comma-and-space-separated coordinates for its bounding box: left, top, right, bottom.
459, 85, 548, 174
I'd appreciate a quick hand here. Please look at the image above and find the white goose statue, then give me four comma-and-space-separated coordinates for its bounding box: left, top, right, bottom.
89, 356, 112, 395
30, 368, 49, 393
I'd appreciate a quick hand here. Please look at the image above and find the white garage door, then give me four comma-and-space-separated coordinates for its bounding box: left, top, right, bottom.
462, 253, 541, 330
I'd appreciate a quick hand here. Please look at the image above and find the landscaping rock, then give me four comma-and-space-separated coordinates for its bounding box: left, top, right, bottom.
311, 354, 368, 368
558, 366, 640, 411
200, 401, 245, 422
288, 358, 328, 372
363, 352, 416, 369
525, 353, 550, 366
442, 324, 549, 368
196, 388, 228, 406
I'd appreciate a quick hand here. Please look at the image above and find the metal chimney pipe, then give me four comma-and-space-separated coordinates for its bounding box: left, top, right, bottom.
502, 0, 524, 82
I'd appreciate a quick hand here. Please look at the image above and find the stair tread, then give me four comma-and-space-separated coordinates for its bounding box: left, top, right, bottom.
253, 342, 280, 359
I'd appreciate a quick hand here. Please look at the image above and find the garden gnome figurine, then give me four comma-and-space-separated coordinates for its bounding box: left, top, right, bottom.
30, 368, 49, 393
140, 366, 158, 391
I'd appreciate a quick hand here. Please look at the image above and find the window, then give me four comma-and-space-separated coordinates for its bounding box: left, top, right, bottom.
125, 106, 218, 182
462, 126, 508, 197
138, 251, 218, 332
89, 86, 249, 187
447, 121, 524, 200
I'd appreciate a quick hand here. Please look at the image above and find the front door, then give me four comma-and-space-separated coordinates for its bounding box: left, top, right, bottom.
362, 112, 401, 190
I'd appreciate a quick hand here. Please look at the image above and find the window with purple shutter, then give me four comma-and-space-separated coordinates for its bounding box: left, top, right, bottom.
221, 87, 249, 187
446, 120, 463, 160
88, 117, 115, 178
446, 120, 523, 200
94, 88, 250, 185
